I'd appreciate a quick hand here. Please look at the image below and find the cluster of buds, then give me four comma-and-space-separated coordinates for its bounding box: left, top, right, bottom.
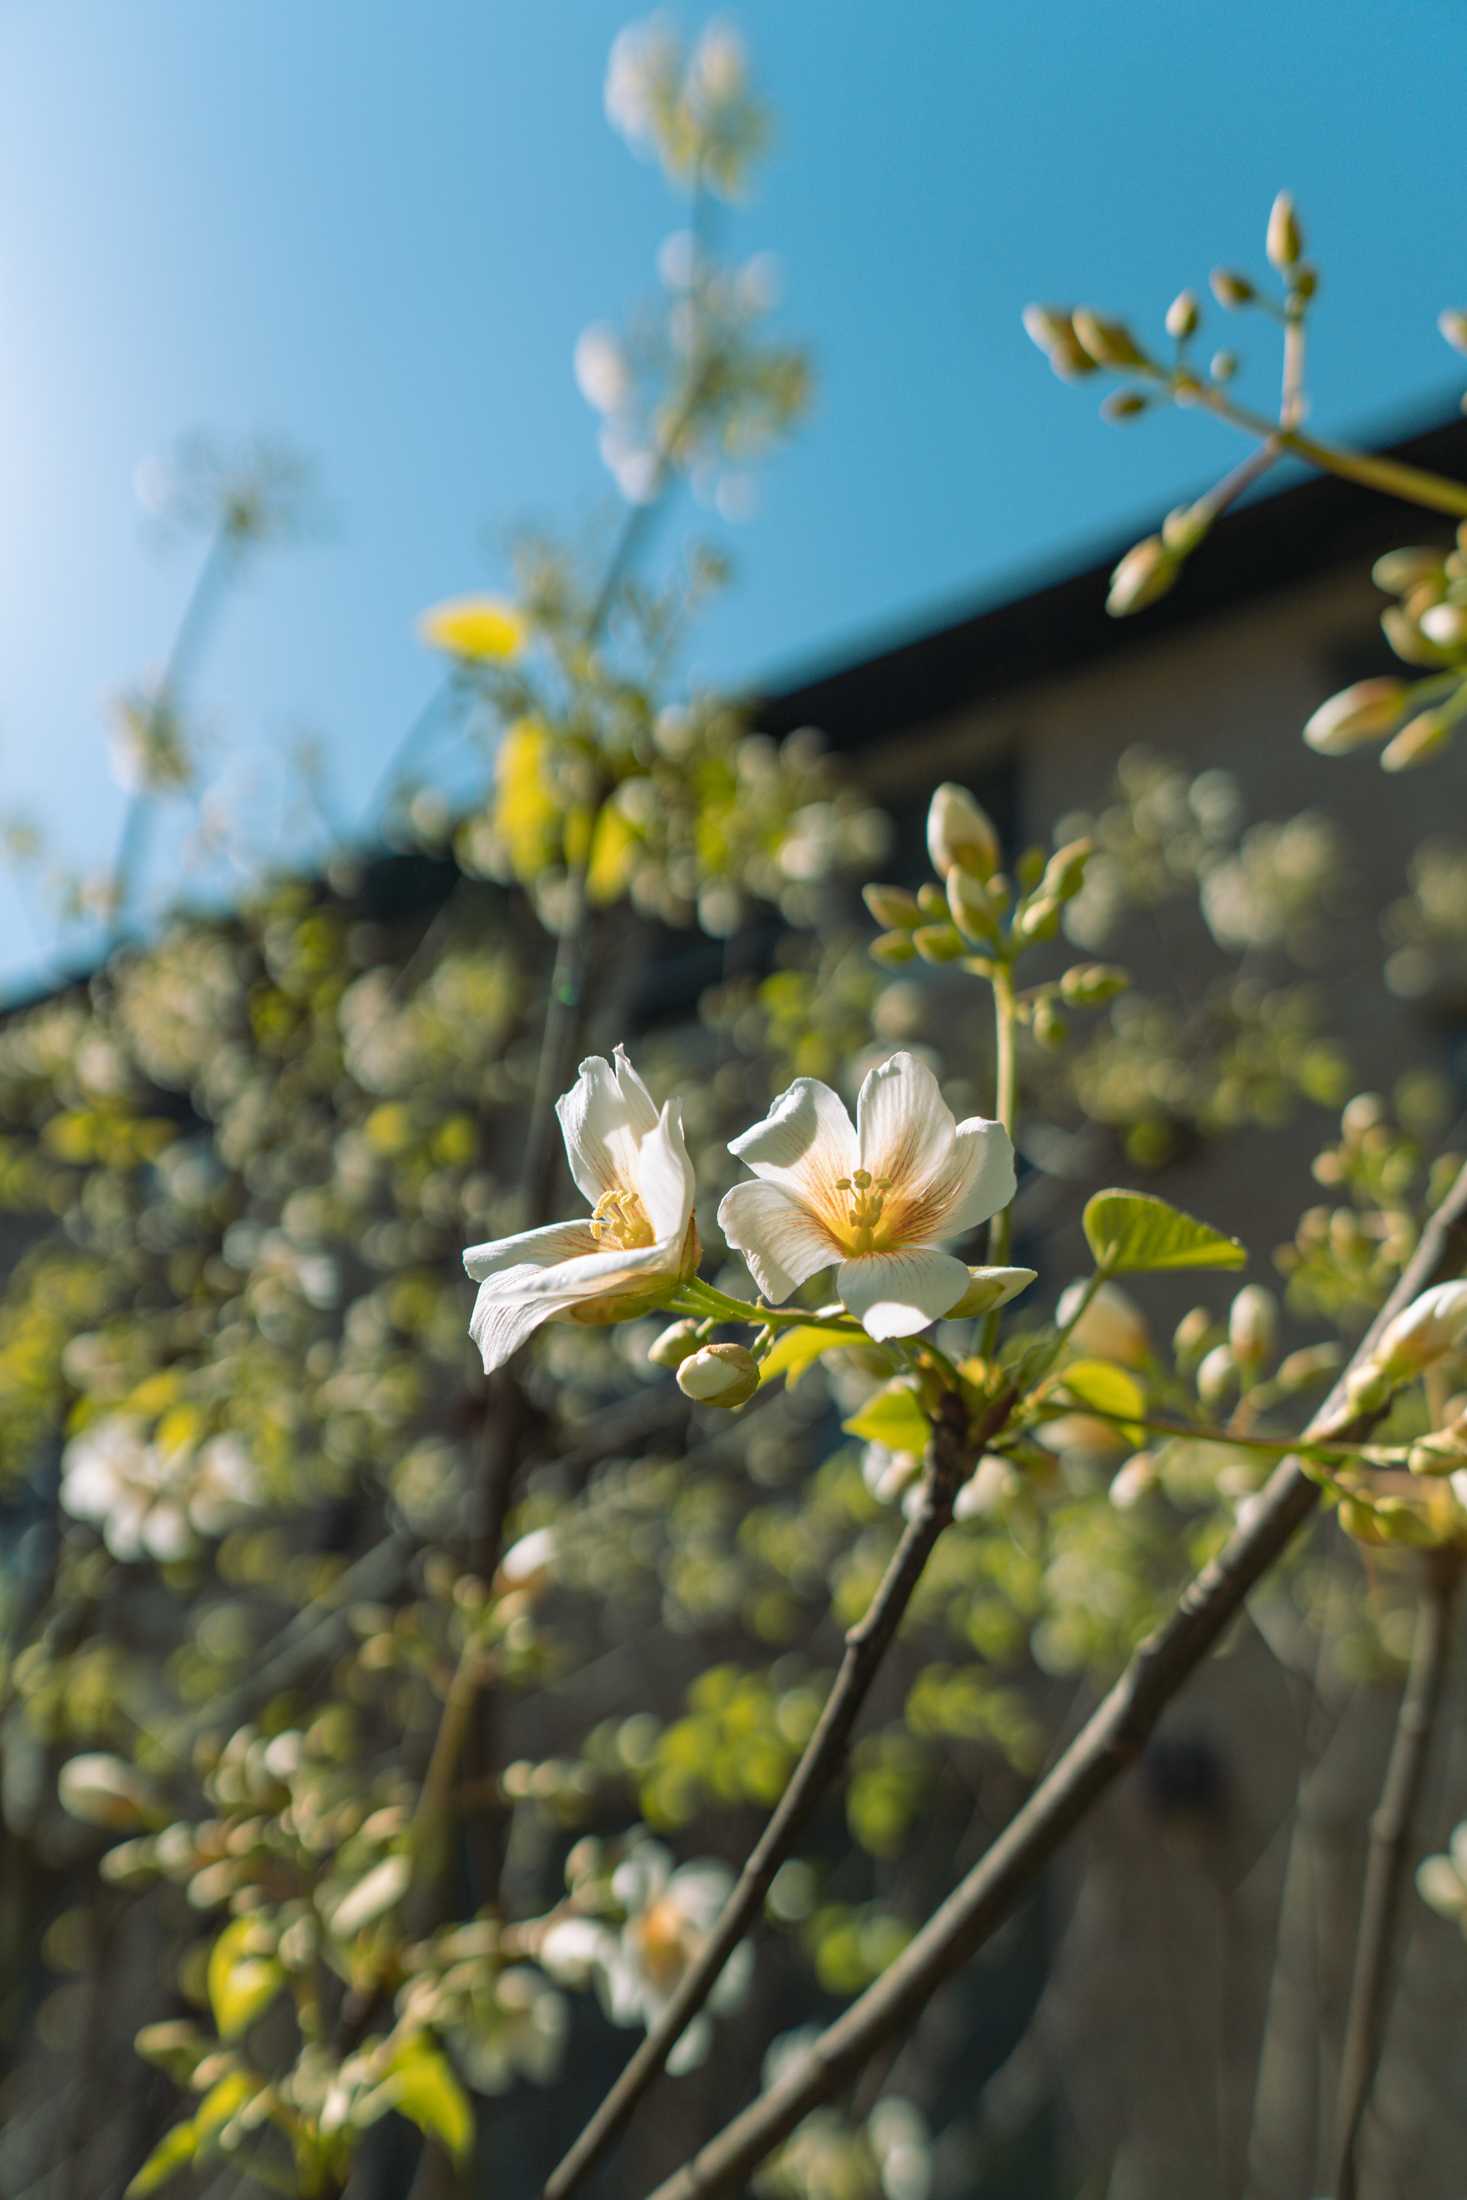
1346, 1280, 1467, 1414
1304, 539, 1467, 771
1023, 193, 1319, 620
863, 786, 1126, 1046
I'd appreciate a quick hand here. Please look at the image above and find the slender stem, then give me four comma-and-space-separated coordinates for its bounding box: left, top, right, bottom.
540, 1384, 1008, 2200
106, 525, 238, 952
1029, 1400, 1365, 1466
981, 966, 1018, 1357
639, 1160, 1467, 2200
1332, 1548, 1461, 2200
1280, 299, 1307, 433
1182, 381, 1467, 519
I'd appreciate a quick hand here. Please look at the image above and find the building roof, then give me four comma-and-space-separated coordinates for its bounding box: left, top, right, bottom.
759, 409, 1467, 752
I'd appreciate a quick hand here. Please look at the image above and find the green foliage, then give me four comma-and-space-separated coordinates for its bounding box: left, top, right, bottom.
1082, 1188, 1247, 1274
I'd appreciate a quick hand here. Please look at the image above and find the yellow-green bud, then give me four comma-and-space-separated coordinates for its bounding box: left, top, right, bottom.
1293, 265, 1319, 302
946, 866, 1000, 944
1419, 602, 1467, 654
1210, 350, 1239, 383
916, 882, 948, 920
927, 783, 1001, 881
648, 1319, 702, 1369
871, 929, 918, 966
1072, 309, 1149, 371
862, 883, 922, 930
1042, 839, 1094, 901
1173, 1306, 1213, 1367
1382, 604, 1451, 668
1166, 290, 1200, 341
1109, 1451, 1157, 1510
1021, 304, 1100, 380
1210, 268, 1255, 309
58, 1753, 156, 1832
1374, 1497, 1438, 1547
676, 1341, 759, 1408
1059, 962, 1129, 1007
1228, 1285, 1277, 1374
1439, 309, 1467, 356
135, 2022, 212, 2081
1106, 535, 1180, 617
1032, 998, 1068, 1048
1197, 1344, 1235, 1407
1338, 1495, 1388, 1547
1100, 389, 1150, 423
1163, 501, 1213, 555
1373, 547, 1445, 595
946, 1266, 1037, 1319
913, 923, 966, 963
1381, 708, 1454, 772
1275, 1342, 1342, 1392
1303, 677, 1408, 754
1266, 191, 1303, 272
1015, 897, 1062, 945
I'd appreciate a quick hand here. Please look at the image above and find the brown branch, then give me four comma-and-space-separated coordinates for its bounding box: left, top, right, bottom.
1332, 1546, 1461, 2200
541, 1384, 1000, 2200
641, 1159, 1467, 2200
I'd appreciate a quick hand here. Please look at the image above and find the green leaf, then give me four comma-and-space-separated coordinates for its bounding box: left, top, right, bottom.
195, 2072, 259, 2139
1082, 1189, 1245, 1276
760, 1325, 866, 1390
125, 2122, 198, 2196
207, 1917, 285, 2041
385, 2038, 474, 2164
1054, 1359, 1146, 1439
842, 1379, 931, 1452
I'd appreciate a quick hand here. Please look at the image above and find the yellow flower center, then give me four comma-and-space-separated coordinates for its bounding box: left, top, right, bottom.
590, 1187, 655, 1251
633, 1896, 693, 1990
834, 1168, 894, 1254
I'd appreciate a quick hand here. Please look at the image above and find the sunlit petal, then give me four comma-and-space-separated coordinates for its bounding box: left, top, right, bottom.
728, 1077, 855, 1222
717, 1180, 841, 1301
856, 1052, 955, 1190
836, 1246, 972, 1341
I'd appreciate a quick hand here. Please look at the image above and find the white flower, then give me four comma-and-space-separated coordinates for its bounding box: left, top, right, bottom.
61, 1417, 192, 1562
718, 1053, 1014, 1342
1372, 1281, 1467, 1380
599, 1842, 750, 2072
463, 1047, 698, 1374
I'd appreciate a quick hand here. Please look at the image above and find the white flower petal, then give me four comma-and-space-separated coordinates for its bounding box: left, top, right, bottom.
469, 1236, 683, 1372
913, 1115, 1016, 1243
463, 1218, 598, 1284
837, 1248, 972, 1341
555, 1051, 657, 1207
634, 1098, 695, 1241
667, 2015, 711, 2073
855, 1053, 955, 1190
728, 1078, 856, 1214
717, 1180, 841, 1302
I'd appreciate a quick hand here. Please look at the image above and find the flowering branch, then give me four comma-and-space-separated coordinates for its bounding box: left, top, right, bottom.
1332, 1546, 1462, 2200
542, 1380, 1013, 2199
639, 1159, 1467, 2200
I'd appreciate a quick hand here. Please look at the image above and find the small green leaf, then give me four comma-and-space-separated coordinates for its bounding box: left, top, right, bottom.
760, 1325, 866, 1390
842, 1379, 931, 1452
125, 2122, 198, 2196
207, 1917, 285, 2041
1054, 1359, 1146, 1439
385, 2038, 474, 2164
1082, 1189, 1245, 1275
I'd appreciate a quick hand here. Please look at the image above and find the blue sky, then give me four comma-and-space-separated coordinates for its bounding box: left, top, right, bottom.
1, 0, 1464, 991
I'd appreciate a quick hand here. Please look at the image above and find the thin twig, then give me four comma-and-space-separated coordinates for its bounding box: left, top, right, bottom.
639, 1161, 1467, 2200
541, 1384, 1000, 2200
1332, 1546, 1461, 2200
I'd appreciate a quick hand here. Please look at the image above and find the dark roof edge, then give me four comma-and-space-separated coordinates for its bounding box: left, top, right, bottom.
757, 402, 1467, 750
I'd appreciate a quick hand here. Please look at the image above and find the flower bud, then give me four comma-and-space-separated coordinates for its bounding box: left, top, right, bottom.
947, 1266, 1038, 1319
1362, 1281, 1467, 1386
862, 884, 922, 930
1071, 309, 1149, 370
1021, 305, 1100, 379
1162, 501, 1213, 555
648, 1320, 703, 1369
58, 1754, 156, 1832
1059, 962, 1129, 1007
495, 1526, 556, 1600
946, 867, 1000, 944
926, 784, 1001, 881
912, 923, 966, 964
1106, 536, 1179, 617
1381, 708, 1454, 773
1015, 897, 1062, 946
1303, 678, 1408, 754
954, 1454, 1021, 1519
1373, 548, 1446, 595
1197, 1344, 1235, 1408
1228, 1285, 1277, 1374
1165, 290, 1200, 341
676, 1342, 759, 1408
1058, 1280, 1150, 1368
1439, 309, 1467, 356
1031, 998, 1068, 1048
1275, 1342, 1342, 1393
1041, 839, 1094, 902
1109, 1451, 1157, 1510
1382, 605, 1449, 667
871, 930, 918, 966
1210, 350, 1239, 384
1100, 390, 1149, 423
1266, 191, 1304, 272
1173, 1306, 1212, 1367
1210, 269, 1255, 309
1419, 603, 1467, 653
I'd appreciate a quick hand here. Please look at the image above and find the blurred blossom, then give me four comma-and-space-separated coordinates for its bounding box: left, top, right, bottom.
60, 1416, 258, 1561
108, 684, 193, 797
574, 325, 631, 415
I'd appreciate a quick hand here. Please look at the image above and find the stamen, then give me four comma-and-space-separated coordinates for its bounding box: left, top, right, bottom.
590, 1186, 655, 1251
